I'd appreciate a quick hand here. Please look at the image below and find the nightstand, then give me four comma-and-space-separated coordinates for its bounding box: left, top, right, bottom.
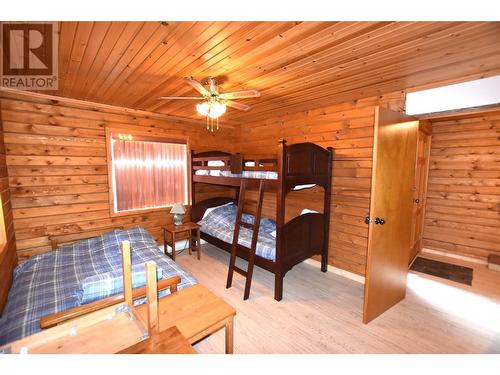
163, 222, 201, 261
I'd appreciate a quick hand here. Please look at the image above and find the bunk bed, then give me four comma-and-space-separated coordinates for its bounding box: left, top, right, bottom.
191, 139, 334, 301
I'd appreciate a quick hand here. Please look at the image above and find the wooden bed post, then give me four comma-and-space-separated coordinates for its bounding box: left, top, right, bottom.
322, 147, 334, 272
145, 261, 159, 335
275, 139, 287, 301
121, 241, 133, 307
190, 149, 195, 207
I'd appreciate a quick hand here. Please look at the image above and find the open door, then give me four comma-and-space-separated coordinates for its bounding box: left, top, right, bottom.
409, 121, 432, 265
363, 107, 419, 324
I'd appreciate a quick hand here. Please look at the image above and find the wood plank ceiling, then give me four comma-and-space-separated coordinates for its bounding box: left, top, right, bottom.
53, 21, 500, 124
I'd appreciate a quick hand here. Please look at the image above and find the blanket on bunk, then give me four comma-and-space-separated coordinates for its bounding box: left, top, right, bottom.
198, 203, 277, 261
195, 169, 278, 179
0, 226, 197, 345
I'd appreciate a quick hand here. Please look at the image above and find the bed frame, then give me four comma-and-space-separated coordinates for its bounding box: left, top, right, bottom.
191, 139, 334, 301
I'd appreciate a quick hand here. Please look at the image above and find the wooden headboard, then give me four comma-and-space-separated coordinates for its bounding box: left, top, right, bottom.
49, 227, 125, 250
283, 142, 334, 191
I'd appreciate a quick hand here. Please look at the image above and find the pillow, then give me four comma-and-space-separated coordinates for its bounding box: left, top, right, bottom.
201, 202, 234, 220
293, 184, 316, 191
207, 160, 225, 167
301, 208, 319, 215
75, 263, 163, 305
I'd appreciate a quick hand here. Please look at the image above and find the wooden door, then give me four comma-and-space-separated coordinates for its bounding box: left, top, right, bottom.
409, 122, 432, 265
363, 107, 418, 324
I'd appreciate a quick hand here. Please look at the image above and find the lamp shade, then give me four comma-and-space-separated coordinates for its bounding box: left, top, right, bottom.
170, 203, 186, 214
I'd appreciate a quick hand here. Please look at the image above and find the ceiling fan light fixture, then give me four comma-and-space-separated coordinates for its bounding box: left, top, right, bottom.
196, 101, 210, 116
196, 100, 226, 119
208, 101, 226, 119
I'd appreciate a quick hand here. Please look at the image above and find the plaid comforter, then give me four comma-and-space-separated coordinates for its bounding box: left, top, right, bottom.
198, 203, 277, 261
0, 226, 197, 345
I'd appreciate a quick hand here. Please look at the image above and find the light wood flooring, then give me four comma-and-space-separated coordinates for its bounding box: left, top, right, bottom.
174, 244, 500, 354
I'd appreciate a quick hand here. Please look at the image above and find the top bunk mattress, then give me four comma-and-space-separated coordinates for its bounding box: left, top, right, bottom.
0, 226, 197, 346
195, 169, 278, 180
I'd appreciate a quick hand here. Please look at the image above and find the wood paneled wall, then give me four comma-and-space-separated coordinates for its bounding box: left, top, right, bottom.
235, 92, 406, 276
423, 111, 500, 261
0, 90, 235, 261
0, 100, 17, 314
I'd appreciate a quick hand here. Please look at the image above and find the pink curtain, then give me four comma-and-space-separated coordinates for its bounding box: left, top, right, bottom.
112, 139, 187, 212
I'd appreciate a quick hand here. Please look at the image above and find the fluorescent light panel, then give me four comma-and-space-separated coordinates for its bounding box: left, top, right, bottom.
406, 75, 500, 115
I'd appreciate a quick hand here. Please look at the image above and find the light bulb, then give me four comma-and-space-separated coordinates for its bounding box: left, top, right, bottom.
196, 101, 210, 116
208, 101, 226, 119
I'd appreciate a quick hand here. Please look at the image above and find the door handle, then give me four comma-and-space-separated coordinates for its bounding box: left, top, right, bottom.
374, 217, 386, 225
414, 198, 420, 204
364, 216, 372, 225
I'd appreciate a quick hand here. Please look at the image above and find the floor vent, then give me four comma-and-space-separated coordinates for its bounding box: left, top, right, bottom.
410, 257, 473, 286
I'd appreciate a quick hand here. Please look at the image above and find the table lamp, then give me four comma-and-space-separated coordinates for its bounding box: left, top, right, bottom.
170, 203, 186, 226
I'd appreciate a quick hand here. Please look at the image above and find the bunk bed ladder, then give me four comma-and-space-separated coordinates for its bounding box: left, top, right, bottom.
226, 179, 266, 300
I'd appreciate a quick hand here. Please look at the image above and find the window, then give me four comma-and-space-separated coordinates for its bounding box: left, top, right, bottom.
406, 75, 500, 115
106, 129, 189, 215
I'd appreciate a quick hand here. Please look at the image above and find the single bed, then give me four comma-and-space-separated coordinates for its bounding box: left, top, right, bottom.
0, 226, 197, 345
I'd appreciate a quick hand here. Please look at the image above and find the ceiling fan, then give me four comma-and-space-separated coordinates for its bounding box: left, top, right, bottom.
158, 76, 260, 131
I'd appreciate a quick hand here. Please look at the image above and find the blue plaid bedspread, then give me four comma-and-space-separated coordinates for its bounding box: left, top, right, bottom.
198, 203, 277, 261
0, 226, 197, 345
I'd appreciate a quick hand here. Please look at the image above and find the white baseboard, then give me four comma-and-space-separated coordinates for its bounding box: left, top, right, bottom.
421, 247, 488, 265
303, 258, 365, 284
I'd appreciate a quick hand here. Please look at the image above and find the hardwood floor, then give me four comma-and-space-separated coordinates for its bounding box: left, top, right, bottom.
174, 243, 500, 354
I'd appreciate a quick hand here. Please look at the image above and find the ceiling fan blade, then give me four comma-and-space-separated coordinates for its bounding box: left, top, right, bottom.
184, 77, 211, 97
219, 89, 260, 100
158, 96, 205, 100
225, 100, 252, 111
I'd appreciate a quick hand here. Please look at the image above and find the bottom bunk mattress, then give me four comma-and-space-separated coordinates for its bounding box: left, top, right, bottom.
197, 202, 277, 261
0, 226, 197, 345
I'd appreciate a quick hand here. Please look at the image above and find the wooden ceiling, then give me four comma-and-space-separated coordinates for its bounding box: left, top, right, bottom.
54, 21, 500, 124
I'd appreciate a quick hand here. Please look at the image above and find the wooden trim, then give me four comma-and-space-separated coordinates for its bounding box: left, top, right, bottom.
0, 87, 236, 129
420, 248, 488, 266
417, 104, 500, 120
106, 126, 189, 145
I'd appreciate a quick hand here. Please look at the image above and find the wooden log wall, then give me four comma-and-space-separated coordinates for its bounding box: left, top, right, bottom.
0, 100, 17, 313
422, 111, 500, 261
235, 91, 406, 276
0, 90, 236, 262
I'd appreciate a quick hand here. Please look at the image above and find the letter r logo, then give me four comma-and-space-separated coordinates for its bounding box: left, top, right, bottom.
1, 23, 53, 75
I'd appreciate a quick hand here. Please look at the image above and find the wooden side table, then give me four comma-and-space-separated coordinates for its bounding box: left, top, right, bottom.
163, 222, 201, 261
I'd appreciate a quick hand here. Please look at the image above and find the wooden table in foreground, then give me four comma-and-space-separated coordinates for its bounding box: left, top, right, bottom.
5, 284, 235, 354
134, 283, 236, 354
119, 326, 197, 354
